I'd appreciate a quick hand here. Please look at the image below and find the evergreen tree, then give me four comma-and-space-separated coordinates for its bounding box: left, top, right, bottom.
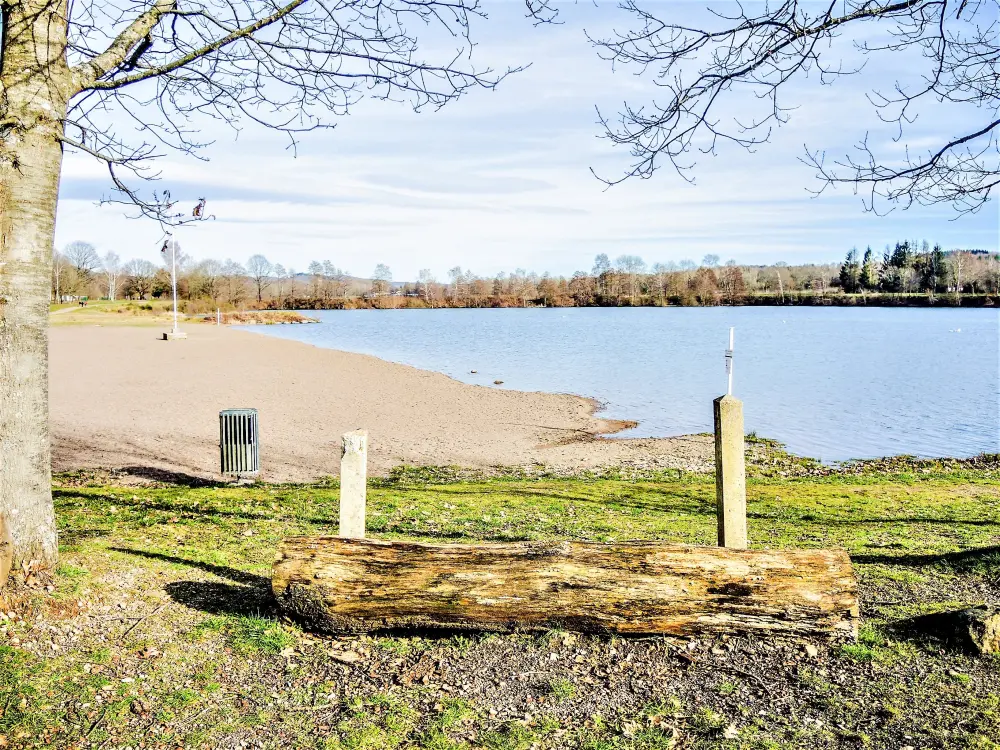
879, 241, 912, 292
839, 248, 861, 293
930, 244, 947, 293
914, 244, 946, 293
860, 247, 878, 290
890, 241, 912, 270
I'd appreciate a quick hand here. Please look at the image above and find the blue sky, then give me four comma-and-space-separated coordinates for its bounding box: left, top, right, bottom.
55, 1, 998, 280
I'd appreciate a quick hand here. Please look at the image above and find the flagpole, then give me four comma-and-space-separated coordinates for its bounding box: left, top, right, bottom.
161, 236, 186, 340
171, 241, 179, 335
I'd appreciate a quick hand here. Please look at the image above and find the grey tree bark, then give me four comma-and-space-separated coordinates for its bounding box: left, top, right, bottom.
0, 0, 71, 570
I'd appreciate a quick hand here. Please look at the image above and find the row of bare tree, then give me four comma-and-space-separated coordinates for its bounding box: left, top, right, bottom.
56, 244, 998, 310
51, 243, 361, 306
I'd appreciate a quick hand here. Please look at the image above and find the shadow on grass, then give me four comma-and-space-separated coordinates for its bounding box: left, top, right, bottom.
118, 466, 225, 488
887, 606, 996, 654
57, 492, 337, 527
110, 547, 276, 617
109, 547, 265, 585
60, 528, 111, 545
852, 545, 1000, 573
370, 527, 536, 542
811, 517, 1000, 528
164, 580, 276, 618
424, 487, 716, 515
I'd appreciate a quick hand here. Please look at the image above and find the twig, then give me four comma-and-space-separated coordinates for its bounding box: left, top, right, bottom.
175, 705, 211, 729
721, 665, 773, 696
93, 615, 145, 621
120, 603, 167, 640
86, 706, 109, 737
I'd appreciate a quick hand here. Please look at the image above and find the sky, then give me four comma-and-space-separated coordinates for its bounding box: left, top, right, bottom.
55, 1, 999, 281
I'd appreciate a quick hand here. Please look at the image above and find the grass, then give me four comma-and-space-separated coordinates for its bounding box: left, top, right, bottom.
193, 614, 295, 655
49, 299, 317, 326
1, 458, 999, 748
49, 298, 198, 327
549, 678, 577, 701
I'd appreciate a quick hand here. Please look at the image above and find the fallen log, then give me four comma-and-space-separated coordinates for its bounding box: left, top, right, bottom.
272, 538, 858, 638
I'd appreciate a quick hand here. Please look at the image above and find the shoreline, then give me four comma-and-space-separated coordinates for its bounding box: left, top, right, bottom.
259, 294, 999, 310
50, 325, 713, 482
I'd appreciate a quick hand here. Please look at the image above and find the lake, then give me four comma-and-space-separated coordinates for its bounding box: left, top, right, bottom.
241, 307, 999, 461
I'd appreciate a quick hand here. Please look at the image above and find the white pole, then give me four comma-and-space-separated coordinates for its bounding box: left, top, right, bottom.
726, 327, 734, 396
171, 241, 179, 335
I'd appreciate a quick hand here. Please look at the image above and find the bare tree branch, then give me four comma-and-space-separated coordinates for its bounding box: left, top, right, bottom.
74, 1, 308, 93
71, 0, 178, 90
47, 0, 552, 224
593, 0, 1000, 213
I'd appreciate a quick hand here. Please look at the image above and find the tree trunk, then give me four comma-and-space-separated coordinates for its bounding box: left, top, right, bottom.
273, 538, 859, 638
0, 1, 72, 571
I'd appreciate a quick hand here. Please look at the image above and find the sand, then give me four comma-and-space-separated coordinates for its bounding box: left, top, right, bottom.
50, 325, 712, 482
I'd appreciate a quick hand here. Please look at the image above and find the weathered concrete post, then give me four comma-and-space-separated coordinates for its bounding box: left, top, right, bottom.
714, 395, 747, 549
339, 430, 368, 538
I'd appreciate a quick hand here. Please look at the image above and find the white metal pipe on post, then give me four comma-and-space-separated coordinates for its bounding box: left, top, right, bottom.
171, 241, 179, 335
726, 326, 734, 396
714, 326, 747, 550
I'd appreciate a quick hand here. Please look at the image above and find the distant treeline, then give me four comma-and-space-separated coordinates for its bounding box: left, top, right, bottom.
53, 242, 998, 310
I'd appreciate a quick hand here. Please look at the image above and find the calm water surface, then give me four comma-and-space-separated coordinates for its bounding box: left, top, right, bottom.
242, 307, 999, 461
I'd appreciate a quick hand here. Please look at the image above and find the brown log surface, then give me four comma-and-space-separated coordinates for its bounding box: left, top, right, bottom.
272, 537, 858, 637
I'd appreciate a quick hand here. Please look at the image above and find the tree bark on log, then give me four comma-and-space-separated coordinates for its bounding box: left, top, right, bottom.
272, 538, 859, 638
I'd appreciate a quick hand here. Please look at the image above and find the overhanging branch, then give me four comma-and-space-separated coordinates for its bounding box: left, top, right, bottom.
76, 0, 308, 92
71, 0, 177, 92
591, 0, 999, 213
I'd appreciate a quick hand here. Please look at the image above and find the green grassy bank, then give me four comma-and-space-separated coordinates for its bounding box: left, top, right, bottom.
2, 456, 1000, 748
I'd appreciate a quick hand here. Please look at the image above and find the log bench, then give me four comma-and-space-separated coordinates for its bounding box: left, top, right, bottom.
272, 537, 858, 638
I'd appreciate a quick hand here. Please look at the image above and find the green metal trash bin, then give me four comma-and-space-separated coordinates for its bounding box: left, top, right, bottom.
219, 408, 260, 477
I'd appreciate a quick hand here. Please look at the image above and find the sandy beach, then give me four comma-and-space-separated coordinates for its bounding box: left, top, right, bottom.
50, 325, 711, 482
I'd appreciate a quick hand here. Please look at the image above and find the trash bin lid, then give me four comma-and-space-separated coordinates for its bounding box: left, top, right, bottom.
220, 408, 258, 416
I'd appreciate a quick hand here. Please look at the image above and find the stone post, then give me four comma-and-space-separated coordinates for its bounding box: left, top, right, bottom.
339, 430, 368, 539
714, 395, 747, 549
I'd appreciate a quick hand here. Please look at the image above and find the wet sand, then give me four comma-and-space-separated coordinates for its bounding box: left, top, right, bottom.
50, 325, 712, 482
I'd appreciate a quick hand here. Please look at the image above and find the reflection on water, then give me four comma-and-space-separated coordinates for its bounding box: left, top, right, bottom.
241, 306, 1000, 462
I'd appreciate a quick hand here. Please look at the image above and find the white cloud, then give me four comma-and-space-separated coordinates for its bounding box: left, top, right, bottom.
55, 1, 998, 280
